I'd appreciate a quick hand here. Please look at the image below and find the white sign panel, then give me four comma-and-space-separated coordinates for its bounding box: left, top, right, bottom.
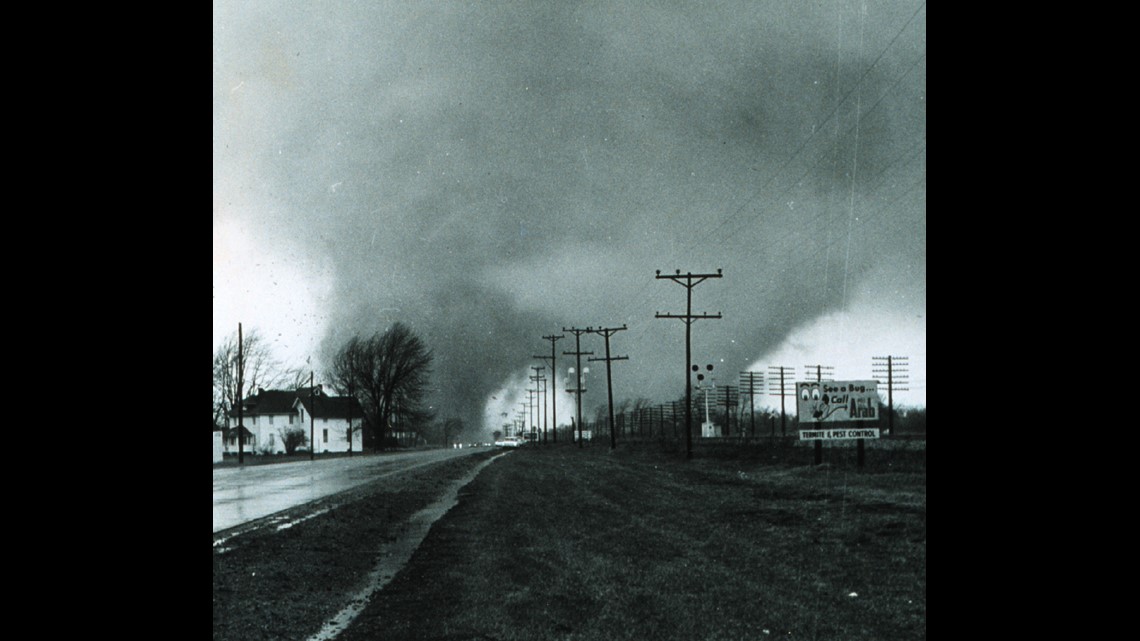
799, 428, 880, 440
796, 380, 879, 423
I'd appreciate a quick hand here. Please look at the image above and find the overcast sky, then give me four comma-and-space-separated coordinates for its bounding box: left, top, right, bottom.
213, 0, 926, 436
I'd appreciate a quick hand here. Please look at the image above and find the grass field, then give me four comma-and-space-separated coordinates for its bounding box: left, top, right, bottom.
334, 440, 926, 641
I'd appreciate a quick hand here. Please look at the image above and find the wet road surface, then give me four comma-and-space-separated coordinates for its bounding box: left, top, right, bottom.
212, 448, 485, 533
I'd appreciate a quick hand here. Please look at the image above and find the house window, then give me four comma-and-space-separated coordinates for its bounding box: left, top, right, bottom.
252, 416, 258, 426
322, 418, 328, 424
289, 414, 295, 424
269, 433, 275, 448
323, 429, 328, 443
268, 415, 274, 425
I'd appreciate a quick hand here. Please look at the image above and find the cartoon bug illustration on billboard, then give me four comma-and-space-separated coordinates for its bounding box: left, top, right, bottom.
796, 380, 880, 423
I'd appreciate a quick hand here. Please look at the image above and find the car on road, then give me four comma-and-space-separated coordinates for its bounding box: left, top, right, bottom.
495, 436, 523, 448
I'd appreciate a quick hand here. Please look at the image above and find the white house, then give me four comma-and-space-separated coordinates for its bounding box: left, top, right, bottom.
225, 386, 364, 455
296, 387, 366, 454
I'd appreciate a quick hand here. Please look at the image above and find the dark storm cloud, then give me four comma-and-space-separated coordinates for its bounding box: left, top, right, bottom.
215, 0, 926, 428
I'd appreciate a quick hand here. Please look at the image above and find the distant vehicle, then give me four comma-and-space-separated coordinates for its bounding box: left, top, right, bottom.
495, 436, 523, 448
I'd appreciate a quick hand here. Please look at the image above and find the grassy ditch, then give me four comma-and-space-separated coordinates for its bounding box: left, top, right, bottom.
338, 443, 926, 641
212, 449, 501, 641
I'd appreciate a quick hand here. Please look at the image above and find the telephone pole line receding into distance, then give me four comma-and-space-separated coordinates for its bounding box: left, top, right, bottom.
529, 366, 545, 443
538, 334, 564, 443
563, 327, 594, 448
655, 269, 723, 460
587, 325, 629, 451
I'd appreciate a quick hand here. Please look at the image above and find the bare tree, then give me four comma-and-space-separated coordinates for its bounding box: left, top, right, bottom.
615, 398, 632, 436
329, 323, 434, 451
632, 397, 654, 437
592, 403, 609, 432
280, 366, 312, 392
212, 327, 287, 434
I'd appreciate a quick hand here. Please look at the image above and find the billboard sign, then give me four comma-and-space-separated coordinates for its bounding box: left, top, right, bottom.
796, 380, 879, 423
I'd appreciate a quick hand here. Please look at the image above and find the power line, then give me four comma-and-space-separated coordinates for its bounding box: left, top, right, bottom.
687, 2, 927, 254
596, 43, 926, 362
604, 7, 927, 343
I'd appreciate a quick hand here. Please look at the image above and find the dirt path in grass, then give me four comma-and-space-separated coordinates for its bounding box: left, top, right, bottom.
302, 452, 509, 641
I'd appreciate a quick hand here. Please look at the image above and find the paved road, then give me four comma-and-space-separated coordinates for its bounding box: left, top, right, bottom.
212, 448, 485, 533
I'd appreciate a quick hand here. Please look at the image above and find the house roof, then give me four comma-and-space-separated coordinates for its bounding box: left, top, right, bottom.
228, 387, 365, 422
296, 394, 365, 421
229, 388, 304, 418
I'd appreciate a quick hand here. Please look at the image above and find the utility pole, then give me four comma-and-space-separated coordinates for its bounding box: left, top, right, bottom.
539, 334, 564, 443
805, 364, 834, 465
872, 355, 909, 436
655, 269, 723, 460
309, 371, 315, 461
768, 366, 795, 437
529, 365, 545, 444
237, 322, 244, 465
533, 355, 553, 441
740, 371, 763, 438
533, 350, 556, 443
719, 385, 738, 437
587, 325, 628, 451
527, 386, 539, 443
563, 327, 594, 448
538, 373, 547, 444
